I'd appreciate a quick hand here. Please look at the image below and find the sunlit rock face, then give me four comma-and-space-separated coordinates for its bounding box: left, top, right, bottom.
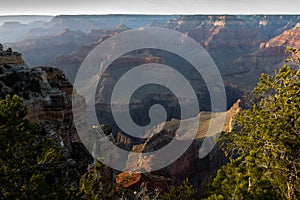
116, 100, 240, 190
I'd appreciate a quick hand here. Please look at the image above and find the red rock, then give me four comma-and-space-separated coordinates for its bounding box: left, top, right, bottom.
116, 172, 172, 192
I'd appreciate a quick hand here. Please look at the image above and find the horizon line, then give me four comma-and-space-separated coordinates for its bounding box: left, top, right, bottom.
1, 13, 300, 17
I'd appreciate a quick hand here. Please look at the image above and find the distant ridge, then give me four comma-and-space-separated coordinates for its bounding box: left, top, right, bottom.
0, 15, 53, 17
0, 15, 53, 26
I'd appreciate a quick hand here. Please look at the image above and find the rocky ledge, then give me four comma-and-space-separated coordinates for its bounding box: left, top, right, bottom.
0, 63, 85, 153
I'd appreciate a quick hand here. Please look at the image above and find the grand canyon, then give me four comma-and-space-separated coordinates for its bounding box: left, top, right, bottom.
0, 15, 299, 199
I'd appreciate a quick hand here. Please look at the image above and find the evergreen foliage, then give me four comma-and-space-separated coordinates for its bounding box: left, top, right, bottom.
162, 179, 197, 200
202, 48, 300, 200
0, 95, 72, 199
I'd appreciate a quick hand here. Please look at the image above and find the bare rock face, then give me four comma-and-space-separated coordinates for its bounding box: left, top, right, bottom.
0, 63, 84, 152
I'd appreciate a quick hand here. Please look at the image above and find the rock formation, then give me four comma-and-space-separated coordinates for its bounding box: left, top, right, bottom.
117, 100, 240, 190
260, 23, 300, 49
0, 44, 24, 65
0, 59, 86, 155
225, 22, 300, 88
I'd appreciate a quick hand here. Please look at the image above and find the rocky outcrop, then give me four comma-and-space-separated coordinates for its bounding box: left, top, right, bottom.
26, 66, 84, 146
0, 45, 25, 65
0, 63, 84, 151
0, 62, 95, 181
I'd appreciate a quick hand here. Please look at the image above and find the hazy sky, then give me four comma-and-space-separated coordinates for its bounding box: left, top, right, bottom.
1, 0, 300, 15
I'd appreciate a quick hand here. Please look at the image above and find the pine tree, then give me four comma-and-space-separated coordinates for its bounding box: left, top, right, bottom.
163, 179, 197, 200
0, 95, 75, 199
202, 48, 300, 200
77, 161, 114, 199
